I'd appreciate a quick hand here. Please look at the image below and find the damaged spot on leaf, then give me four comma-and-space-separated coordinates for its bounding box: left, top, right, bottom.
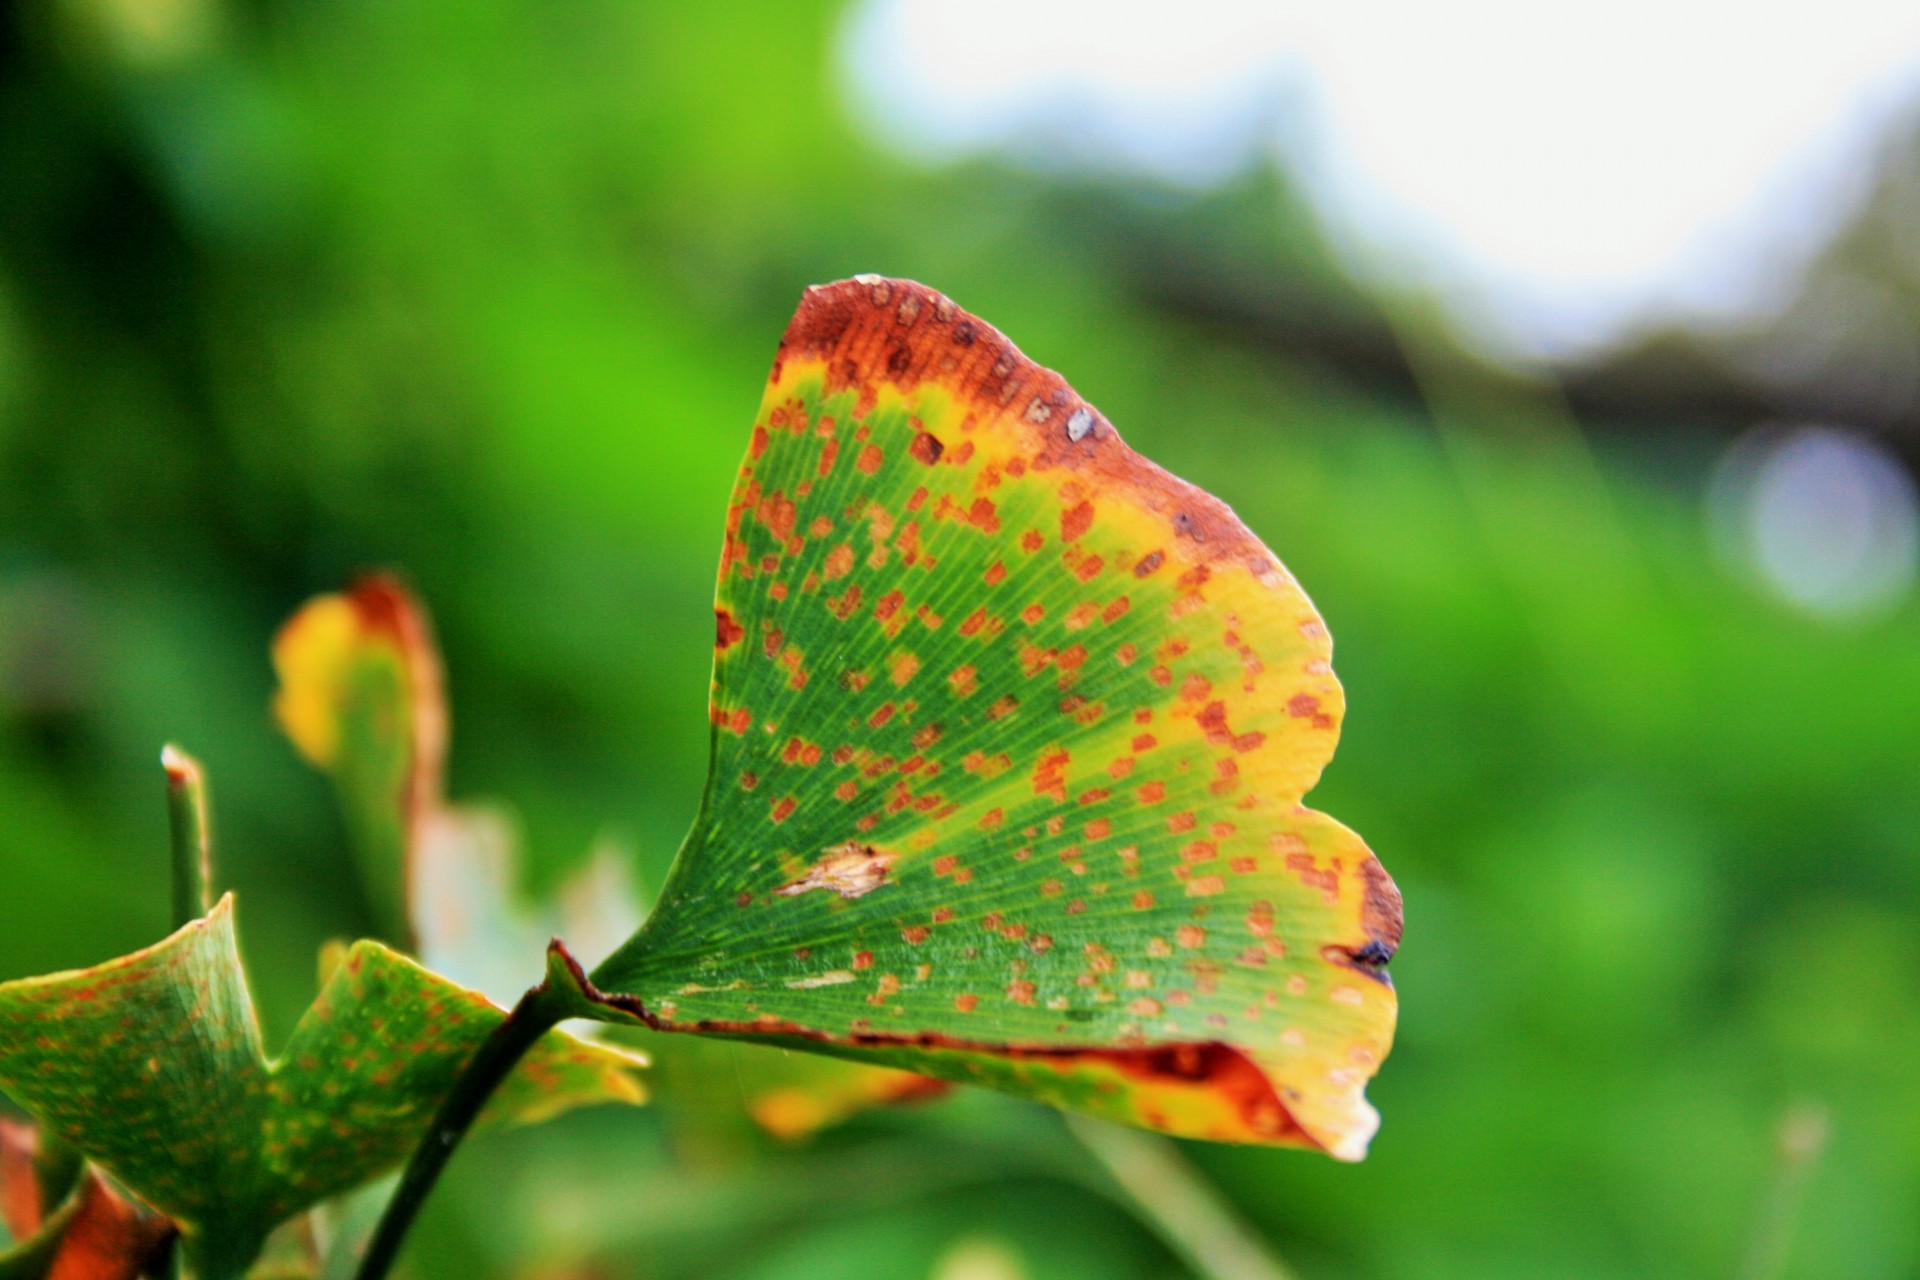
775, 842, 898, 900
784, 970, 858, 989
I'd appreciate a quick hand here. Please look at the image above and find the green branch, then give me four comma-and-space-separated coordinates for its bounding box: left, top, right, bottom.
348, 970, 573, 1280
162, 744, 214, 929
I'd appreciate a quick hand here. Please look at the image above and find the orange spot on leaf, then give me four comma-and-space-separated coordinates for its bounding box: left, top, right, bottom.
1061, 500, 1095, 542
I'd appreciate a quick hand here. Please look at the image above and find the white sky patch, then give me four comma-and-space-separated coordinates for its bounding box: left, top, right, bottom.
840, 0, 1920, 356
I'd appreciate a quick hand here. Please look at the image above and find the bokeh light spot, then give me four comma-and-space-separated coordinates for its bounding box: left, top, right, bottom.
1708, 425, 1920, 619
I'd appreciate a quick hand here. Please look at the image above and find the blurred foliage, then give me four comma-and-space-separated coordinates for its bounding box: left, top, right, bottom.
0, 2, 1915, 1279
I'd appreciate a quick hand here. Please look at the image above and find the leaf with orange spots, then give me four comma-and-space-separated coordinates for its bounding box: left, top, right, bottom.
583, 278, 1401, 1160
0, 896, 645, 1277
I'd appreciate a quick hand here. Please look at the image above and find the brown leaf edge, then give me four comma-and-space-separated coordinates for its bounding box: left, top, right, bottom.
557, 941, 1317, 1148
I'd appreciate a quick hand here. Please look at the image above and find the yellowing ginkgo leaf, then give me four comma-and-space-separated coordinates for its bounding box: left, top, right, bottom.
583, 278, 1401, 1160
275, 578, 647, 994
273, 577, 444, 942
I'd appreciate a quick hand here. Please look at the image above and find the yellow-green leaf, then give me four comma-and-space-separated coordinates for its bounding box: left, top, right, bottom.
273, 576, 443, 944
588, 278, 1401, 1160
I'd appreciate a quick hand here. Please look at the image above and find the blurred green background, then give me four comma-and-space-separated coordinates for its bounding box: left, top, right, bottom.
2, 2, 1917, 1278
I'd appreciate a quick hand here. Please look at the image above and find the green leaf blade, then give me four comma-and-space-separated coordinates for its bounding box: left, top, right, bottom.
593, 278, 1400, 1160
259, 939, 644, 1225
0, 898, 264, 1234
0, 895, 644, 1253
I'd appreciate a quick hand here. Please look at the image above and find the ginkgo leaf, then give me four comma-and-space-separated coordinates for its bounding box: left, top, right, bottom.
0, 896, 645, 1276
584, 277, 1401, 1160
275, 577, 935, 1139
273, 576, 445, 944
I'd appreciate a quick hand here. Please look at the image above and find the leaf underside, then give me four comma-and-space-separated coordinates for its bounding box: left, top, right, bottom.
0, 896, 643, 1254
592, 277, 1401, 1159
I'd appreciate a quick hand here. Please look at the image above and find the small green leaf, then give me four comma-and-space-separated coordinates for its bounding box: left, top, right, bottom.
588, 278, 1401, 1160
0, 895, 644, 1269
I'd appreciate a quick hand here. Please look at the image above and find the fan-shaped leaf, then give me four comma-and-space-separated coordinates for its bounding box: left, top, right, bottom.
586, 278, 1400, 1160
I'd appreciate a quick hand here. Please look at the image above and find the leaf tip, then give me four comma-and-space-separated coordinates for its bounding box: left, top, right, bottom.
159, 743, 201, 789
270, 572, 443, 777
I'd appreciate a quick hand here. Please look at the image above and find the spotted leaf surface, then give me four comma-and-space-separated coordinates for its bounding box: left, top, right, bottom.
0, 896, 645, 1264
591, 278, 1401, 1160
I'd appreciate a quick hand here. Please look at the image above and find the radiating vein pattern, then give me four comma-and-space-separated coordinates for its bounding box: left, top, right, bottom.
594, 277, 1400, 1159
